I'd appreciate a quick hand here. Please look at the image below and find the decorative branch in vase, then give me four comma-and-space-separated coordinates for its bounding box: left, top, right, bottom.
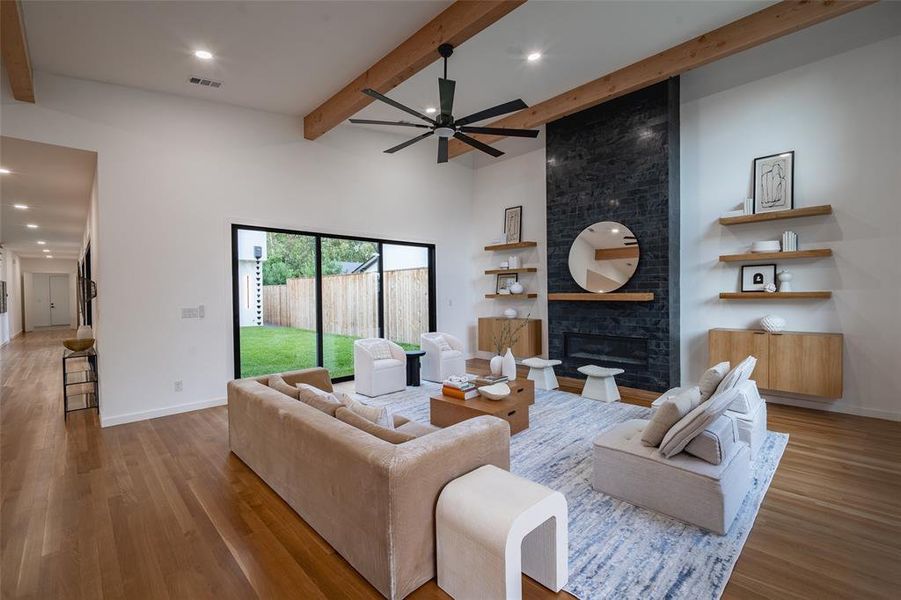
489, 313, 530, 378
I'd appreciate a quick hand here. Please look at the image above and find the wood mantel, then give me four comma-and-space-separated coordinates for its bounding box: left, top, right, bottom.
548, 292, 654, 302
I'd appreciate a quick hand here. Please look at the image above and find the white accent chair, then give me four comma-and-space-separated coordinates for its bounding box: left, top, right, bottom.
577, 365, 624, 402
353, 338, 407, 397
420, 332, 466, 383
437, 465, 568, 600
522, 357, 562, 391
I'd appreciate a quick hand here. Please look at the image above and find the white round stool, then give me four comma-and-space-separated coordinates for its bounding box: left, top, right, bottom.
577, 365, 624, 402
521, 357, 562, 390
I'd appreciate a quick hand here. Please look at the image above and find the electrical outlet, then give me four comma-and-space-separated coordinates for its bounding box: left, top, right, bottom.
181, 307, 199, 319
198, 304, 205, 319
174, 380, 183, 392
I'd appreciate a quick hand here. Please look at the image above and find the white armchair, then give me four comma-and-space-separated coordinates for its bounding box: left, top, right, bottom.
421, 332, 466, 383
353, 338, 407, 397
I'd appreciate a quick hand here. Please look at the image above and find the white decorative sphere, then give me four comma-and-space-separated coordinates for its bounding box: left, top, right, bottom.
509, 282, 524, 294
760, 314, 786, 333
503, 308, 518, 319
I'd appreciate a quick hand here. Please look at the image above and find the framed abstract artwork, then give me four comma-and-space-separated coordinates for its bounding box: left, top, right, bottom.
504, 205, 522, 243
741, 264, 777, 292
753, 151, 794, 214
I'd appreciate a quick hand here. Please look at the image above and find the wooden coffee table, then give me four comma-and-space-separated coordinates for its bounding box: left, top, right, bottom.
430, 379, 534, 435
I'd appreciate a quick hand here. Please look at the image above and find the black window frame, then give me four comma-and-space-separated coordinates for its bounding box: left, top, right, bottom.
230, 223, 437, 382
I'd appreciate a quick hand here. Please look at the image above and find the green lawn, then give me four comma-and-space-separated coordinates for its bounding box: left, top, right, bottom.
240, 326, 418, 379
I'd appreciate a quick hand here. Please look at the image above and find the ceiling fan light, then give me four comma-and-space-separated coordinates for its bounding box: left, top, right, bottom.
435, 127, 455, 138
425, 107, 437, 114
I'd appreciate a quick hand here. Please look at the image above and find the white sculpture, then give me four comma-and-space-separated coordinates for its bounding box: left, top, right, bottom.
503, 308, 518, 319
760, 314, 787, 333
777, 270, 793, 292
509, 282, 524, 295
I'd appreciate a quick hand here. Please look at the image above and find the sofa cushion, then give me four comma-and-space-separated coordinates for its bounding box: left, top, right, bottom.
363, 339, 393, 360
296, 383, 342, 416
684, 415, 737, 465
372, 358, 404, 371
659, 387, 740, 458
336, 407, 415, 444
340, 393, 392, 428
268, 374, 300, 400
726, 379, 764, 415
699, 361, 731, 400
396, 419, 441, 438
714, 356, 756, 396
641, 386, 701, 447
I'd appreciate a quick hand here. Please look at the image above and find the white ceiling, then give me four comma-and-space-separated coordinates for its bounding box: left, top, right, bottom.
0, 137, 96, 260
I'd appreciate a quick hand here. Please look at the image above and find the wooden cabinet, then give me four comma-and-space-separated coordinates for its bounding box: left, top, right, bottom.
709, 328, 843, 399
478, 318, 542, 357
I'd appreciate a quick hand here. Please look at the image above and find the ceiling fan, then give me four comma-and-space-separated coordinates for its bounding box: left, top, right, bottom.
349, 44, 539, 164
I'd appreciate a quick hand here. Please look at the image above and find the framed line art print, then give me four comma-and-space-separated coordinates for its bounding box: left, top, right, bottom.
741, 264, 777, 292
753, 151, 794, 214
504, 205, 522, 243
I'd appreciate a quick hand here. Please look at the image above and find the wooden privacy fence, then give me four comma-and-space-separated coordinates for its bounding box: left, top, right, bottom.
262, 268, 429, 345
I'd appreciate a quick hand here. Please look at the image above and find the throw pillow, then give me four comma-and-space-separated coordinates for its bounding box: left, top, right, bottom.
714, 356, 757, 396
296, 383, 342, 416
659, 387, 741, 458
367, 340, 394, 361
268, 374, 299, 400
641, 386, 702, 447
336, 408, 415, 444
699, 361, 730, 400
340, 393, 392, 428
684, 415, 737, 465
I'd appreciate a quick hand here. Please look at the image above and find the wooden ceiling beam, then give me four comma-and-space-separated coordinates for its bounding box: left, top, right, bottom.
0, 0, 35, 103
448, 0, 875, 158
303, 0, 525, 140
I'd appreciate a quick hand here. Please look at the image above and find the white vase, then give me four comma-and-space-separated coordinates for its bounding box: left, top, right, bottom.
777, 270, 793, 292
502, 348, 517, 381
509, 282, 524, 295
489, 355, 504, 376
503, 308, 518, 319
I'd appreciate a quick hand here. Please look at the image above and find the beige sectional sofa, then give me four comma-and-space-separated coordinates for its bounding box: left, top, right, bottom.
227, 368, 511, 599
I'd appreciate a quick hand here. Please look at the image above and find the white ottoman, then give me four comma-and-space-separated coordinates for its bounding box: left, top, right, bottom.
437, 465, 568, 600
577, 365, 624, 402
522, 357, 562, 390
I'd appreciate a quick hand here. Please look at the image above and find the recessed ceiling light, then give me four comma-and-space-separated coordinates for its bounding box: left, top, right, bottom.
46, 255, 54, 259
425, 107, 437, 114
0, 168, 10, 174
611, 228, 621, 234
37, 240, 46, 245
26, 223, 38, 229
42, 249, 50, 253
194, 50, 213, 60
527, 52, 542, 62
13, 203, 28, 210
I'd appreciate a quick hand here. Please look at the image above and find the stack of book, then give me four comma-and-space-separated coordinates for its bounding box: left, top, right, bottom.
781, 231, 798, 251
473, 374, 508, 387
442, 379, 479, 400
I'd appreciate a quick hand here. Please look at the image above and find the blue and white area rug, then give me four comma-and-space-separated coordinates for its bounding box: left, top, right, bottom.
359, 382, 788, 600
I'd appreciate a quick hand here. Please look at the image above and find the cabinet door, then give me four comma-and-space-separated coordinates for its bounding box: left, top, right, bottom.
708, 329, 769, 387
478, 318, 541, 356
768, 333, 843, 398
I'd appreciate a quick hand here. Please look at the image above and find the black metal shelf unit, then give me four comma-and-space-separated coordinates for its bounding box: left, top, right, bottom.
63, 347, 99, 419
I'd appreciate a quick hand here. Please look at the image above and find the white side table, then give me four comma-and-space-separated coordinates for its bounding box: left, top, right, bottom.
521, 357, 562, 390
437, 465, 568, 600
577, 365, 624, 402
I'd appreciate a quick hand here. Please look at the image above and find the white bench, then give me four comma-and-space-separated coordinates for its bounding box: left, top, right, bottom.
577, 365, 624, 402
437, 465, 568, 600
522, 357, 562, 390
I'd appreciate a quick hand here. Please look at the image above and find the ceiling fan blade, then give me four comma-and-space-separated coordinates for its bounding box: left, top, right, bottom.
438, 78, 456, 116
437, 137, 449, 163
454, 98, 528, 127
384, 131, 434, 154
363, 88, 435, 124
459, 126, 539, 138
349, 119, 430, 129
453, 132, 504, 158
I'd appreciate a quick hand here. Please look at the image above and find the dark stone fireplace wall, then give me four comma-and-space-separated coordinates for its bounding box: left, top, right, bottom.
546, 79, 680, 392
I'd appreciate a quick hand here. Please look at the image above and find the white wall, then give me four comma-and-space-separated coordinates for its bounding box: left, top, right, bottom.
0, 249, 23, 344
471, 147, 548, 358
20, 257, 78, 330
680, 35, 901, 420
2, 71, 476, 427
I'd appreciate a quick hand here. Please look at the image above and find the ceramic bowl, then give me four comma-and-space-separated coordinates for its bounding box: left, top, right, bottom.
64, 338, 94, 352
478, 382, 511, 400
751, 240, 781, 253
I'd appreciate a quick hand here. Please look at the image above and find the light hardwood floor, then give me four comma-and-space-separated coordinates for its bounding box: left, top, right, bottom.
2, 330, 899, 599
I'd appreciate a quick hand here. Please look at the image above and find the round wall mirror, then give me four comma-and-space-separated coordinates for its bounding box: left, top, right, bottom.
567, 221, 639, 293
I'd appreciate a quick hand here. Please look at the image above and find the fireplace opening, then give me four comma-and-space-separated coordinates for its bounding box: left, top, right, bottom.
563, 332, 649, 366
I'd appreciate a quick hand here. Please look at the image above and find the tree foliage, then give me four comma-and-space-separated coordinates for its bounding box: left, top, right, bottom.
261, 232, 376, 285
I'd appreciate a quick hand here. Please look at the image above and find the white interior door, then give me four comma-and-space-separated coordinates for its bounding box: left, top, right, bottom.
31, 273, 52, 327
49, 275, 70, 326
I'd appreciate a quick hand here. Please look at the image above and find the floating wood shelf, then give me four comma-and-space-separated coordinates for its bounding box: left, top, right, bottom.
548, 292, 655, 302
719, 248, 833, 262
484, 241, 538, 251
484, 267, 538, 275
719, 291, 832, 300
485, 293, 538, 299
719, 204, 832, 225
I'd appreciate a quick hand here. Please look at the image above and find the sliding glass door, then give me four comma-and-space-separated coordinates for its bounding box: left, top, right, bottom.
232, 225, 435, 381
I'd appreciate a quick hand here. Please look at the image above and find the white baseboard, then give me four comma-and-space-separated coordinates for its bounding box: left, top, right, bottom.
100, 396, 227, 428
764, 395, 901, 422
